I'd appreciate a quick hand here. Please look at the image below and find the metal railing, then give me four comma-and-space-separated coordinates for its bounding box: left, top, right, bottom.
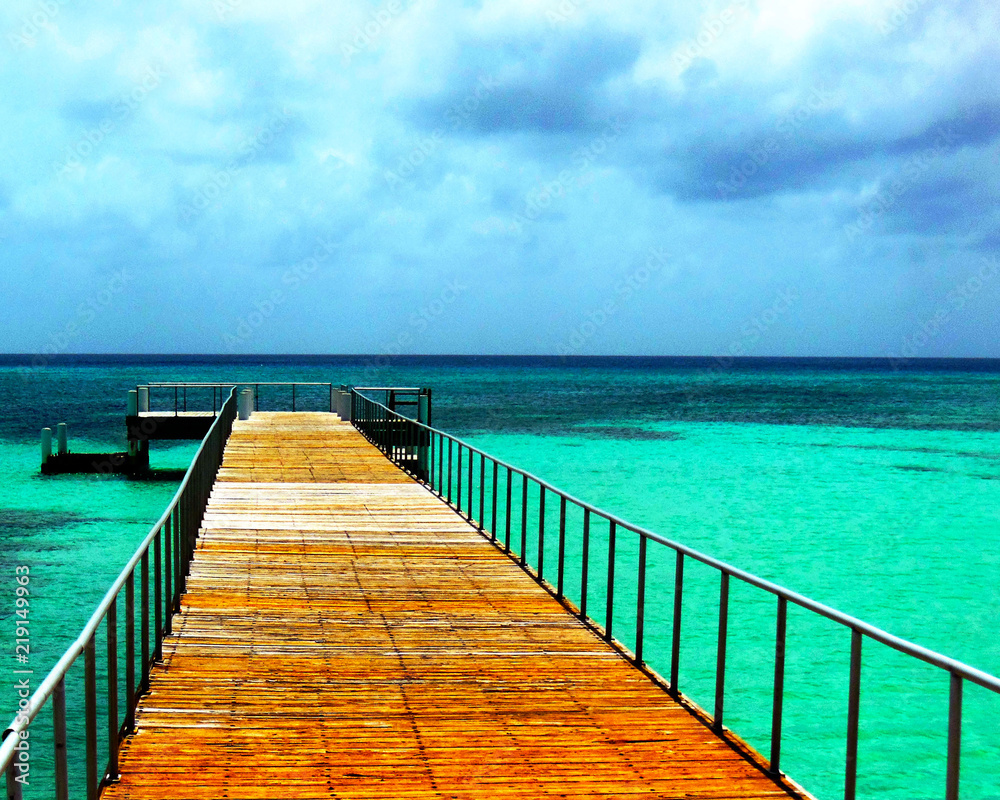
139, 382, 338, 415
351, 388, 1000, 800
350, 386, 429, 421
351, 387, 432, 480
2, 389, 239, 799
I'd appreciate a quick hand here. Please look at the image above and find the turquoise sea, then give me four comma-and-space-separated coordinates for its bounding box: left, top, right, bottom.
1, 355, 998, 799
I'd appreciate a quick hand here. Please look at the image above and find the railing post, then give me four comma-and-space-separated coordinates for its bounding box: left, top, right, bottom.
418, 392, 430, 479
171, 506, 180, 609
670, 551, 684, 696
171, 508, 179, 606
423, 423, 431, 485
3, 729, 23, 800
557, 496, 566, 599
437, 433, 444, 497
189, 463, 199, 558
537, 487, 545, 582
491, 461, 499, 542
465, 447, 472, 520
635, 535, 647, 666
85, 634, 98, 800
126, 570, 136, 732
182, 481, 190, 581
178, 496, 186, 595
581, 508, 590, 619
467, 447, 474, 520
107, 599, 120, 782
479, 454, 485, 530
520, 475, 528, 566
154, 529, 163, 659
53, 676, 68, 800
457, 444, 463, 510
431, 430, 438, 492
141, 550, 150, 690
946, 672, 963, 800
845, 628, 862, 800
505, 469, 513, 553
403, 415, 409, 470
447, 439, 453, 504
770, 596, 788, 776
714, 572, 730, 733
605, 520, 616, 641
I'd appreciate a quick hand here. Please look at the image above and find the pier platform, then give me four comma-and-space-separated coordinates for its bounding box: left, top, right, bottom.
103, 412, 803, 799
127, 411, 217, 441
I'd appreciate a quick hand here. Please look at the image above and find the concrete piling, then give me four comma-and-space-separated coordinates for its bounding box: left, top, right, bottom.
41, 427, 52, 466
128, 390, 139, 457
238, 388, 254, 421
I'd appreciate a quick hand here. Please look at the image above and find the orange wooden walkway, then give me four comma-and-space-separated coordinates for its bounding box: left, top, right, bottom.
104, 412, 806, 799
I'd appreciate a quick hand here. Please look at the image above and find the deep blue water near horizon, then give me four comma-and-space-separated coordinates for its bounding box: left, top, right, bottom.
0, 355, 998, 799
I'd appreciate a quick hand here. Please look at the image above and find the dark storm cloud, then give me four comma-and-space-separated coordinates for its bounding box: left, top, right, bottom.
408, 24, 642, 135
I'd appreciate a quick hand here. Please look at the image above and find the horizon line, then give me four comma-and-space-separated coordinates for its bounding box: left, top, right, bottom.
3, 353, 1000, 361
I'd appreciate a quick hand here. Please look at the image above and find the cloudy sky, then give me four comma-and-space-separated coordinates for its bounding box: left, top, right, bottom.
0, 0, 997, 357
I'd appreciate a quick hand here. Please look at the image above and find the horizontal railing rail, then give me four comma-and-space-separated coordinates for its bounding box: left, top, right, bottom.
351, 386, 424, 392
137, 382, 338, 415
350, 388, 999, 800
350, 387, 429, 416
2, 389, 240, 799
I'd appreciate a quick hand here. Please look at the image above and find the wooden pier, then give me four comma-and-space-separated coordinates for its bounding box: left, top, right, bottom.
102, 411, 804, 799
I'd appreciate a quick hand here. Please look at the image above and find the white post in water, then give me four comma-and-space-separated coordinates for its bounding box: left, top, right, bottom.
238, 388, 253, 420
127, 390, 139, 457
57, 423, 68, 455
138, 386, 150, 413
41, 428, 52, 466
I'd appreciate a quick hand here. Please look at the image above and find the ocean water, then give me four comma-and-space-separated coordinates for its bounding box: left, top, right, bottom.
0, 355, 998, 799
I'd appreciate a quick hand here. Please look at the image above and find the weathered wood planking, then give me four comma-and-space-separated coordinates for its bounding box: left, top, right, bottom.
104, 412, 806, 799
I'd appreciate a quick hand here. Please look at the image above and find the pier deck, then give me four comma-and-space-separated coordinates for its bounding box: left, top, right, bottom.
104, 412, 801, 799
128, 411, 218, 441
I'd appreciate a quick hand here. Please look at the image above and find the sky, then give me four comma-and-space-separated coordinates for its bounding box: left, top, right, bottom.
0, 0, 997, 357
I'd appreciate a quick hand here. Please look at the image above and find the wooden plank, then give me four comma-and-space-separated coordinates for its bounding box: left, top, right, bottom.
103, 412, 810, 800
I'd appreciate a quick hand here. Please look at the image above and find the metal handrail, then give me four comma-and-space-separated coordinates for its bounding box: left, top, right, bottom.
350, 388, 999, 800
2, 388, 239, 799
142, 382, 336, 387
137, 382, 338, 415
351, 386, 424, 391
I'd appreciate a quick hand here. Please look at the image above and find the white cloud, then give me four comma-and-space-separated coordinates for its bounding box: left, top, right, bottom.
0, 0, 996, 355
